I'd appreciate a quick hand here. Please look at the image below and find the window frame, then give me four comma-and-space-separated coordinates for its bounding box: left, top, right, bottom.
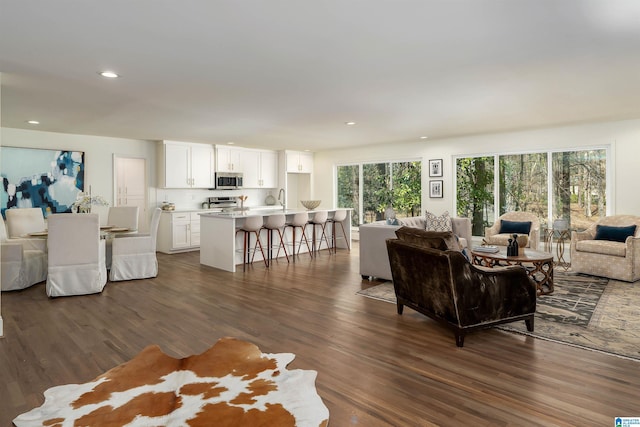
335, 158, 422, 227
454, 145, 612, 233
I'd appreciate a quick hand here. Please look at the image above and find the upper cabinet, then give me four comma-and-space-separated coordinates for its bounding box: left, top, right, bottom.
242, 149, 278, 188
286, 150, 313, 173
158, 141, 214, 188
216, 146, 243, 173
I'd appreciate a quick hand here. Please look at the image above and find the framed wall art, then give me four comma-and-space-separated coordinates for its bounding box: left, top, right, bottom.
429, 180, 443, 198
429, 159, 443, 177
0, 146, 85, 217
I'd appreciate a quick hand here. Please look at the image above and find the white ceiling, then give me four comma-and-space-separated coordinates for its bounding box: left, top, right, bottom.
2, 0, 640, 152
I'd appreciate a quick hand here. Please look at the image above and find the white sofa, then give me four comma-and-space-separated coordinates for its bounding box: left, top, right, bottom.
359, 216, 472, 280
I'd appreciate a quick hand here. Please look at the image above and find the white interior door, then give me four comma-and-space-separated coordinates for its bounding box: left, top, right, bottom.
114, 156, 147, 231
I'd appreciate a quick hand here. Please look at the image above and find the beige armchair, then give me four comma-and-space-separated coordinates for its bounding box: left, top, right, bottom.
570, 215, 640, 282
484, 211, 540, 250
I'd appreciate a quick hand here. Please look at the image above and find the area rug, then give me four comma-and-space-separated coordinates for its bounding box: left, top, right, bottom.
357, 272, 640, 361
13, 337, 329, 427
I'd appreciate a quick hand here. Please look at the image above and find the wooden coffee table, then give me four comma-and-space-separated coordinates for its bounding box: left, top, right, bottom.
471, 248, 554, 296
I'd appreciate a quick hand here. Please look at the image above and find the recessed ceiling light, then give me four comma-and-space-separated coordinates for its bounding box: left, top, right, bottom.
420, 136, 428, 139
345, 121, 356, 126
26, 120, 40, 125
227, 141, 235, 145
98, 71, 120, 78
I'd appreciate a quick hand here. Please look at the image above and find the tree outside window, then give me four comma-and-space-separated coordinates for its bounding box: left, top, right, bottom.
456, 149, 607, 236
337, 161, 421, 226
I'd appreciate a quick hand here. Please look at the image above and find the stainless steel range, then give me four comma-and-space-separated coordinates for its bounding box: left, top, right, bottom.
206, 196, 238, 212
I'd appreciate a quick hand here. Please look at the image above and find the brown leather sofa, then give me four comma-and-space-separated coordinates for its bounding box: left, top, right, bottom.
386, 227, 537, 347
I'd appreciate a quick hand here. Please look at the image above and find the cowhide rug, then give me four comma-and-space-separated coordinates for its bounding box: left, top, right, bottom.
14, 337, 329, 427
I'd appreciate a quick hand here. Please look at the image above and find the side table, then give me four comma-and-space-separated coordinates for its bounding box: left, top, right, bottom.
543, 227, 571, 270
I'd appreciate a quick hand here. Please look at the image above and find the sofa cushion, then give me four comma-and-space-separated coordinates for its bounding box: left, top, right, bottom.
594, 224, 637, 243
425, 210, 452, 232
395, 227, 461, 251
575, 239, 627, 257
499, 220, 532, 235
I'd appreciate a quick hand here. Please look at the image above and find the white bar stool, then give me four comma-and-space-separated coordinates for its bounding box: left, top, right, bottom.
262, 213, 289, 266
285, 212, 312, 260
235, 216, 268, 271
308, 210, 331, 257
327, 209, 350, 253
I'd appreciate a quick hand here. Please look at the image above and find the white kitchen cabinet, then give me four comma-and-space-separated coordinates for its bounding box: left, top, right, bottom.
242, 149, 278, 188
216, 146, 243, 172
286, 150, 313, 173
158, 141, 214, 188
157, 211, 201, 253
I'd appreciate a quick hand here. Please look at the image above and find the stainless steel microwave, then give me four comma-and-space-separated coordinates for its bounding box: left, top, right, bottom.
215, 172, 243, 190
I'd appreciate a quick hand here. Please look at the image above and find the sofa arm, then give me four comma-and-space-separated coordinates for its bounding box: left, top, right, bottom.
484, 224, 500, 239
451, 217, 472, 249
571, 230, 593, 242
529, 228, 540, 249
453, 262, 537, 325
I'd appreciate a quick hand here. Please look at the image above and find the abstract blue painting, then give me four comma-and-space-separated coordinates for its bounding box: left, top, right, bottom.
1, 147, 85, 218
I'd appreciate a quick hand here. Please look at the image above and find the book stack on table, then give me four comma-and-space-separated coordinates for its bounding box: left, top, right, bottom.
473, 245, 500, 253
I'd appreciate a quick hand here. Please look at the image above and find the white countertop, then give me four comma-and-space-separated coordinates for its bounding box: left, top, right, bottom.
199, 208, 325, 219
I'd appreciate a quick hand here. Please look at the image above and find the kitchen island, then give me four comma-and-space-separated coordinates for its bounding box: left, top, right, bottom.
199, 209, 351, 272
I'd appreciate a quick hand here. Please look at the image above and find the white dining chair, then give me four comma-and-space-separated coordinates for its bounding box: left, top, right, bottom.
0, 214, 47, 291
107, 206, 139, 231
5, 208, 46, 238
46, 213, 107, 297
109, 208, 162, 281
1, 242, 47, 291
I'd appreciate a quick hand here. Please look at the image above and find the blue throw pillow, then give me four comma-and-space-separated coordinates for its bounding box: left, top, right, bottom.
594, 224, 637, 242
499, 219, 532, 235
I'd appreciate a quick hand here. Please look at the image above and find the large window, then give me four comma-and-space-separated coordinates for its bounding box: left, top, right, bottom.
337, 161, 421, 226
456, 148, 608, 235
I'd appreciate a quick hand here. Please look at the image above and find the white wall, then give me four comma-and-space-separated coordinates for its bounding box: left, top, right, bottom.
1, 127, 159, 222
314, 118, 640, 220
0, 128, 284, 216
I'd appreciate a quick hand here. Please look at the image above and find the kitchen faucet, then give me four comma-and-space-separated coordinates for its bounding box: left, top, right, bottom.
278, 188, 286, 211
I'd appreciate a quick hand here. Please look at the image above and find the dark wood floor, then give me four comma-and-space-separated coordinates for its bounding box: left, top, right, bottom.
1, 243, 638, 426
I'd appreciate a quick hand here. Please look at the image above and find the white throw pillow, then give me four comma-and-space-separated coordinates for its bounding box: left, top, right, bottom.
425, 210, 453, 232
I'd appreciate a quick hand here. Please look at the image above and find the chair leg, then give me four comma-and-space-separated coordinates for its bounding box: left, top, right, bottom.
337, 221, 350, 252
274, 229, 289, 262
317, 223, 331, 253
311, 223, 330, 255
299, 226, 312, 258
250, 230, 268, 267
330, 220, 350, 253
525, 316, 535, 332
455, 332, 465, 347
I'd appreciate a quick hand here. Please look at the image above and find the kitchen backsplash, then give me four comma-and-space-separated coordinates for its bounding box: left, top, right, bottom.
157, 188, 279, 210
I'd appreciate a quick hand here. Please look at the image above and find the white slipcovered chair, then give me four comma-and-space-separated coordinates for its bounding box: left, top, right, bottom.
107, 206, 139, 231
46, 213, 107, 297
109, 208, 161, 281
105, 206, 140, 269
484, 211, 541, 249
0, 215, 47, 291
5, 208, 46, 238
